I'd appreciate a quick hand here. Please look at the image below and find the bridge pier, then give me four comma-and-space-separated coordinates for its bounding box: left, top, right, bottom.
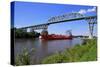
41, 28, 48, 36
41, 24, 48, 36
18, 13, 97, 39
87, 17, 97, 39
88, 22, 94, 39
30, 28, 35, 32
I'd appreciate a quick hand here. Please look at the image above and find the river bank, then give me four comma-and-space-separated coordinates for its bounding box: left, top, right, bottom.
42, 39, 97, 64
15, 38, 97, 65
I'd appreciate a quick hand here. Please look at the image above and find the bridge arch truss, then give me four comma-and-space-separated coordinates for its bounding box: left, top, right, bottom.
18, 12, 97, 39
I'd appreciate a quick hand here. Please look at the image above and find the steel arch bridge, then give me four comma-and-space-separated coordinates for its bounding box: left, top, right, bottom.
18, 12, 97, 39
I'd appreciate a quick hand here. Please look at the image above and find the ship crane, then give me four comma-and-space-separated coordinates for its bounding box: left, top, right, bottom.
66, 30, 72, 36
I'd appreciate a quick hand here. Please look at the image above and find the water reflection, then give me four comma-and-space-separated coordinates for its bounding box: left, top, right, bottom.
15, 38, 83, 64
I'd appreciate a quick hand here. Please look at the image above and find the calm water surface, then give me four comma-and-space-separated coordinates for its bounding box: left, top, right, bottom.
15, 38, 83, 64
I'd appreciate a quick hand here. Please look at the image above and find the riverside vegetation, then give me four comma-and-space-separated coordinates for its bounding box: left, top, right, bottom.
15, 48, 35, 65
42, 39, 97, 64
15, 39, 97, 65
14, 28, 40, 38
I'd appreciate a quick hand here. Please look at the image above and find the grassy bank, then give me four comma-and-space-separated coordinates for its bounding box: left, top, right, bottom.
42, 39, 97, 64
15, 48, 35, 66
15, 39, 97, 65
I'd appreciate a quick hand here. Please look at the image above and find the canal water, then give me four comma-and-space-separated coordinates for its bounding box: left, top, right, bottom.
14, 38, 83, 64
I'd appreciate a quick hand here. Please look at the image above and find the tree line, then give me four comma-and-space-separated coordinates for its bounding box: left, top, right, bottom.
13, 28, 40, 38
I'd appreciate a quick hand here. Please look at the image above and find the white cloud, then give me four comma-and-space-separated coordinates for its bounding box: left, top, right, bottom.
78, 9, 87, 14
78, 7, 96, 14
87, 7, 96, 12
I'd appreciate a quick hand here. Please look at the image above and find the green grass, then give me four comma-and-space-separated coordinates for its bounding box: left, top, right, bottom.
42, 39, 97, 64
15, 48, 35, 66
15, 39, 97, 65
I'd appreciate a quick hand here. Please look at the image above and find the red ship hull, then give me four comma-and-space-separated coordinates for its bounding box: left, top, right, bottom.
40, 34, 72, 40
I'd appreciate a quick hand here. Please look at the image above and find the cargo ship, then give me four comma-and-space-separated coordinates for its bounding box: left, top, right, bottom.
40, 34, 72, 40
40, 30, 73, 40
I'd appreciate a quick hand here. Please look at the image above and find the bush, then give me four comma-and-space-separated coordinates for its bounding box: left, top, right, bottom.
42, 39, 97, 63
14, 28, 40, 38
15, 48, 35, 66
42, 52, 68, 64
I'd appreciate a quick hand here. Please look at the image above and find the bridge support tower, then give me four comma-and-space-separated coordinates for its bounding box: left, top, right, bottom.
87, 17, 97, 39
88, 22, 94, 39
41, 25, 48, 36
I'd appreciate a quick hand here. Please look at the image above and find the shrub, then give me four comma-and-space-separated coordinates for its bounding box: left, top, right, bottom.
42, 39, 97, 63
15, 48, 35, 66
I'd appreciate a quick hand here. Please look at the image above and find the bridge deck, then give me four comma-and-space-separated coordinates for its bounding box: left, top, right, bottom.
18, 16, 97, 29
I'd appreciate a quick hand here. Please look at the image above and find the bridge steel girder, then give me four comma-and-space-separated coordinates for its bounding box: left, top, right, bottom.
47, 16, 97, 25
30, 28, 34, 32
86, 17, 97, 39
47, 12, 84, 23
47, 15, 97, 39
28, 24, 48, 31
18, 12, 97, 39
19, 24, 49, 30
88, 23, 94, 39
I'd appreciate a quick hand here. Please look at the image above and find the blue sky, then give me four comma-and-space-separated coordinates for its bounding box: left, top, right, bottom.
13, 1, 97, 36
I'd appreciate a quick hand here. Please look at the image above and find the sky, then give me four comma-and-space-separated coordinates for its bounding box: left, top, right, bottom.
13, 1, 97, 36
